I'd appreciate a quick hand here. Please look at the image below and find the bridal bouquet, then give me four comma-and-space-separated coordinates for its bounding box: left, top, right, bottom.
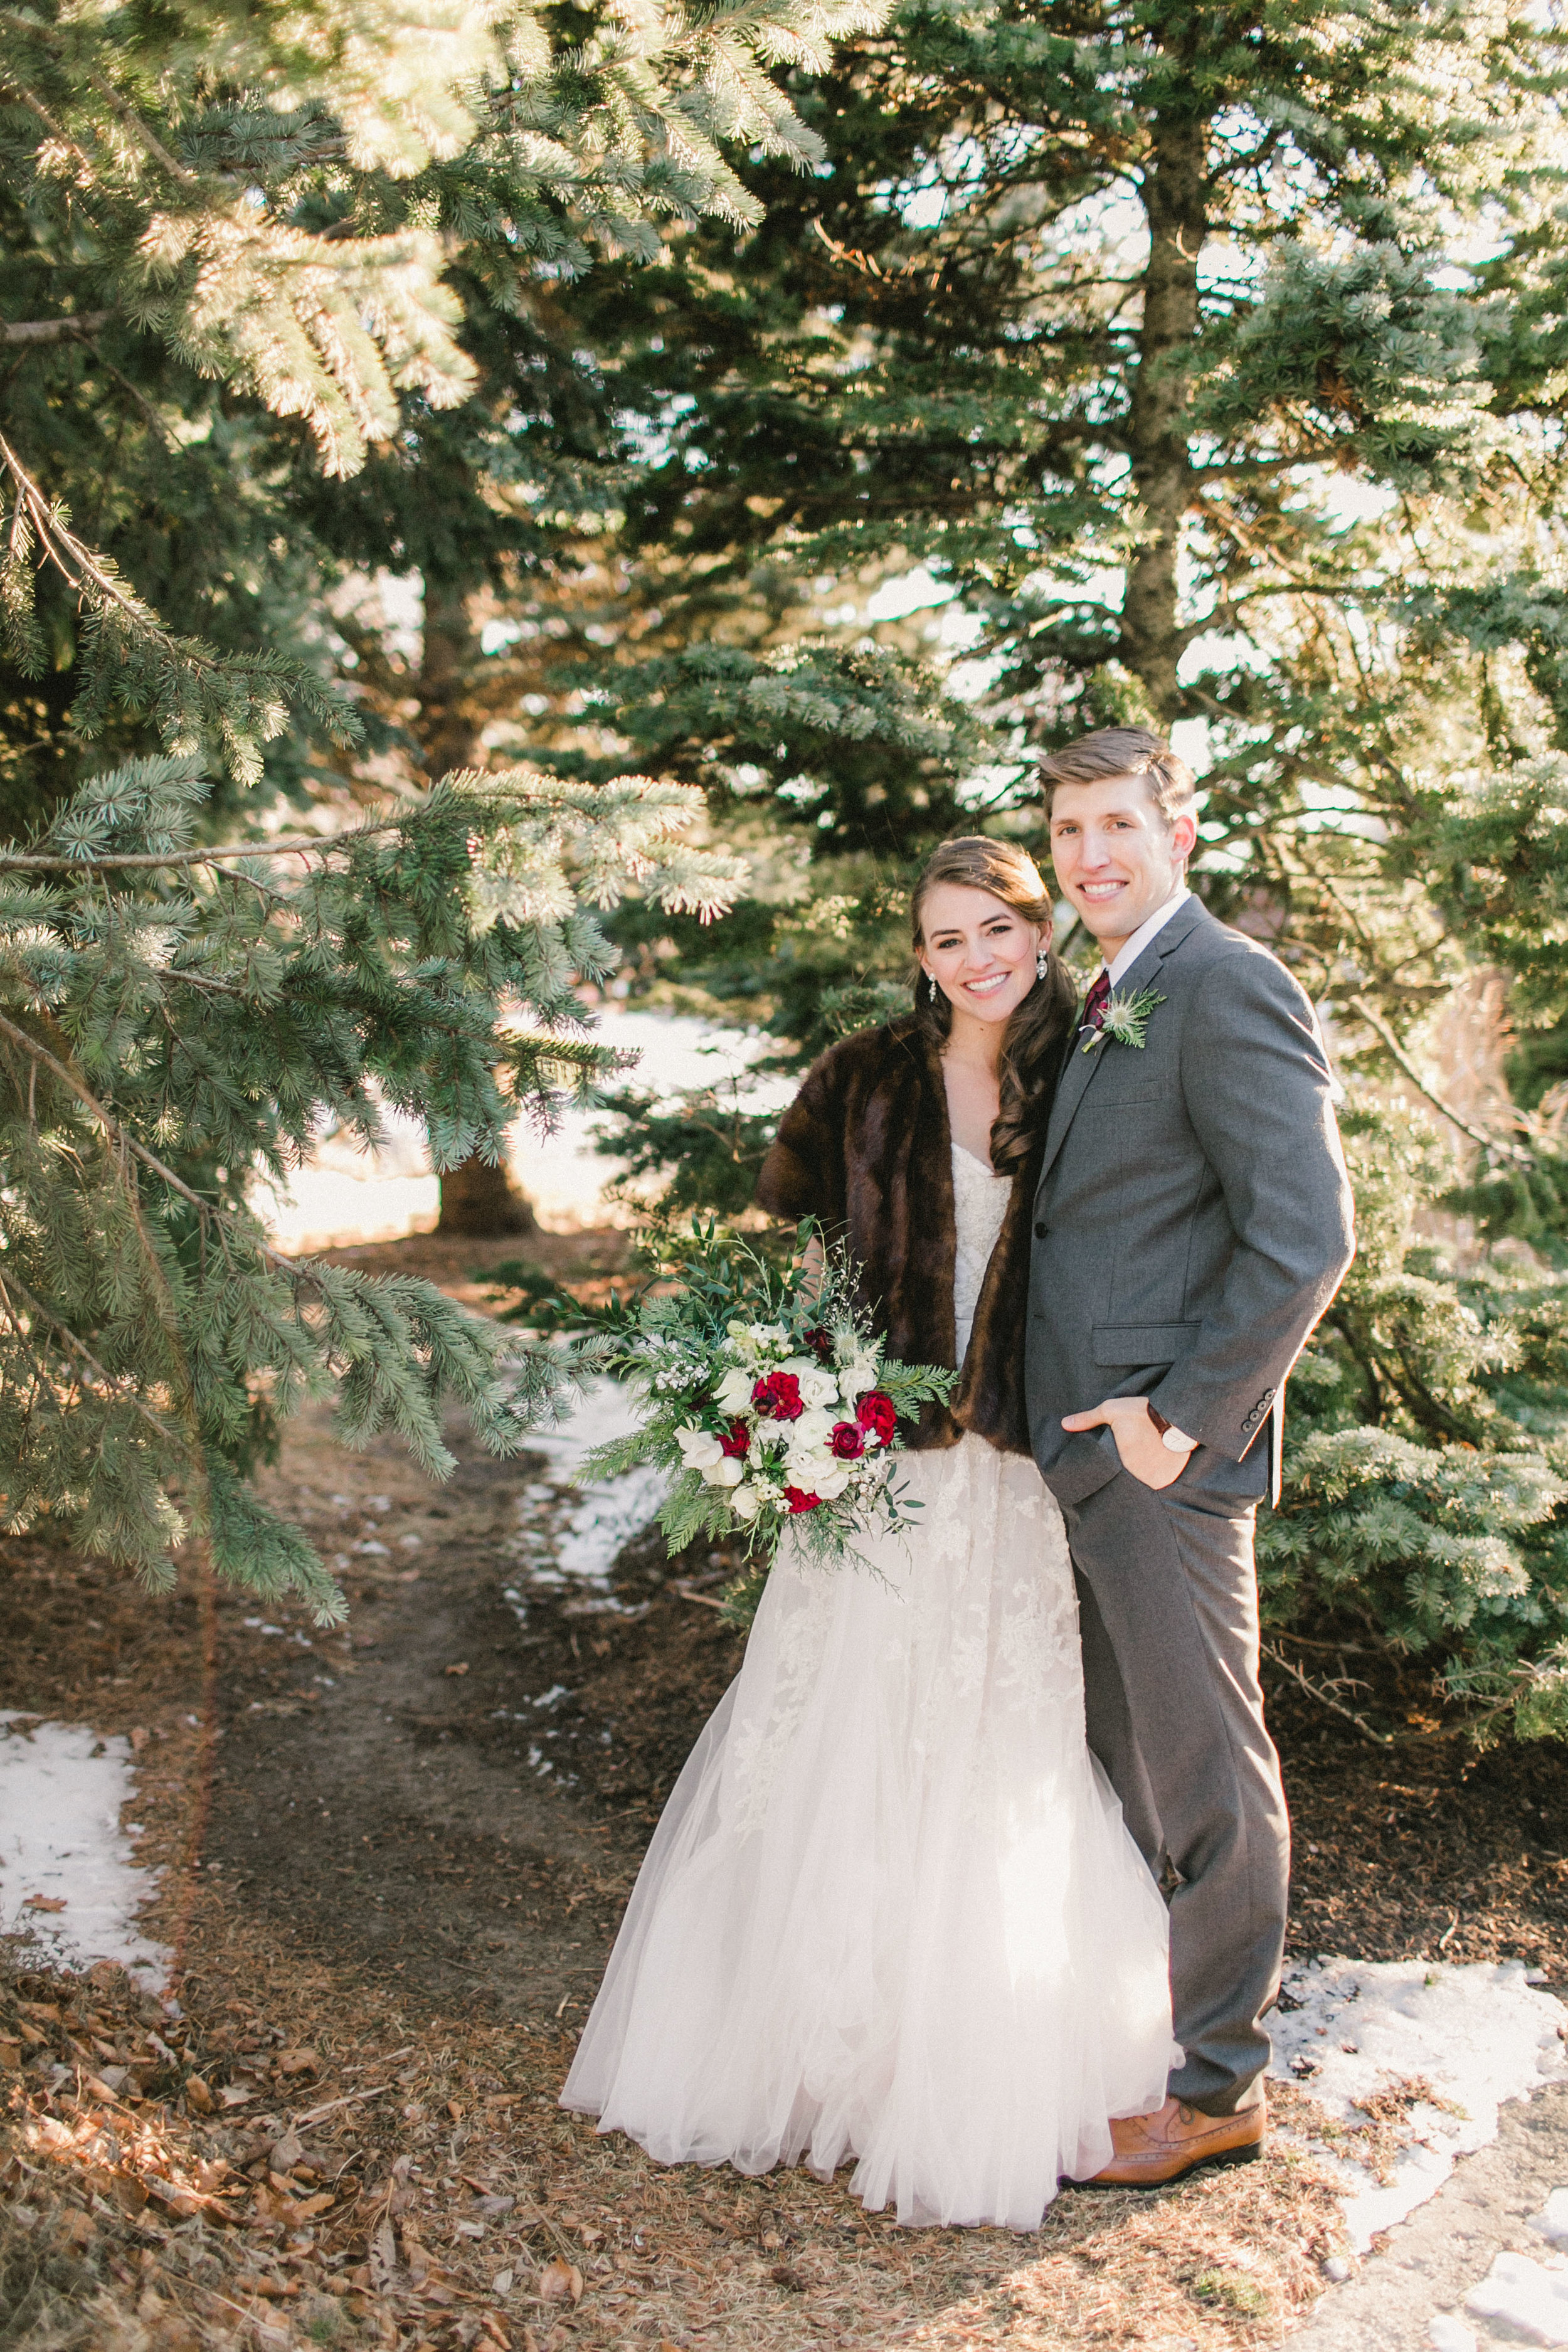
576, 1221, 957, 1623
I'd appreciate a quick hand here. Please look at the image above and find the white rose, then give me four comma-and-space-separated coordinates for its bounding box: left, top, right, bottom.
731, 1484, 761, 1522
840, 1355, 877, 1402
790, 1407, 834, 1451
812, 1465, 850, 1501
797, 1367, 839, 1410
785, 1434, 839, 1486
675, 1425, 723, 1471
715, 1366, 755, 1413
702, 1455, 744, 1488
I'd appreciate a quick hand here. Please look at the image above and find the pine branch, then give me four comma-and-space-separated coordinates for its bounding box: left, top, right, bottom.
0, 831, 396, 872
5, 77, 95, 169
1347, 994, 1532, 1166
0, 1267, 184, 1451
0, 11, 199, 186
1, 314, 116, 346
1, 432, 228, 658
1259, 1638, 1396, 1747
80, 62, 200, 186
0, 432, 359, 773
0, 1005, 303, 1280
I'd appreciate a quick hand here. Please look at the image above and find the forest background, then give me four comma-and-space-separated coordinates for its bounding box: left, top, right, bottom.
7, 0, 1568, 1745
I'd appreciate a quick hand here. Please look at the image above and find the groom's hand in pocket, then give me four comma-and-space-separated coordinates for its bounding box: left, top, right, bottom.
1061, 1396, 1190, 1490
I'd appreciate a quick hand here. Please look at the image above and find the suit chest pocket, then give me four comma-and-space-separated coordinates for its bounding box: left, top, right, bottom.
1076, 1049, 1180, 1118
1079, 1089, 1163, 1112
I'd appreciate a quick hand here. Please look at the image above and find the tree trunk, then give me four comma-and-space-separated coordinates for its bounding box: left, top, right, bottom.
420, 580, 539, 1239
420, 580, 487, 783
435, 1153, 537, 1236
1121, 110, 1208, 722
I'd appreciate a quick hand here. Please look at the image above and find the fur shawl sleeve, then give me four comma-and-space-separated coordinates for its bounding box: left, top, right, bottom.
754, 1017, 1044, 1456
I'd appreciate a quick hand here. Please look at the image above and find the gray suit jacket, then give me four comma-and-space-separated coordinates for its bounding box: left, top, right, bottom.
1025, 899, 1355, 1511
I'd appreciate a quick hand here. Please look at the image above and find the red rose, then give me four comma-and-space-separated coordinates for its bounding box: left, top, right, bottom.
828, 1421, 864, 1460
718, 1417, 750, 1459
752, 1371, 803, 1422
856, 1391, 898, 1444
783, 1485, 822, 1513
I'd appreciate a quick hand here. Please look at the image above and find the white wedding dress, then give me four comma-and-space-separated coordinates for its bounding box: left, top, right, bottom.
561, 1145, 1180, 2227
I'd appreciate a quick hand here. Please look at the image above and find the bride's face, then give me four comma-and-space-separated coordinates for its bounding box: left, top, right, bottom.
918, 884, 1044, 1028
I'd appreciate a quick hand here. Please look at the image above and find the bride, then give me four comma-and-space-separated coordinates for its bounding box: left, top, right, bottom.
561, 837, 1179, 2228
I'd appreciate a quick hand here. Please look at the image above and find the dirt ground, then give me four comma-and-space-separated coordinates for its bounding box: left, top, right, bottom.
4, 1226, 1568, 2352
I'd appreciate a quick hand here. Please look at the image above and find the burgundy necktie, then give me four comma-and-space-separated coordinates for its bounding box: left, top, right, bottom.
1079, 970, 1111, 1037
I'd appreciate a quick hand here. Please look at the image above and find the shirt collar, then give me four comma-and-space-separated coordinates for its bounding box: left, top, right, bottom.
1103, 886, 1193, 989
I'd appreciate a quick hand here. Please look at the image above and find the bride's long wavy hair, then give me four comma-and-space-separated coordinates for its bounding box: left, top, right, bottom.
911, 837, 1077, 1175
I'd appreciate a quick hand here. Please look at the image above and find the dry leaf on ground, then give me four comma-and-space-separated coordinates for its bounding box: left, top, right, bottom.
538, 2255, 584, 2302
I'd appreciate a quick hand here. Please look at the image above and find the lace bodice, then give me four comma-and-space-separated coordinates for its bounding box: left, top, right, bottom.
951, 1143, 1009, 1365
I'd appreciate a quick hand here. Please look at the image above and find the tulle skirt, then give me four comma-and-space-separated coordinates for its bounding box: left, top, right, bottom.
560, 1436, 1180, 2228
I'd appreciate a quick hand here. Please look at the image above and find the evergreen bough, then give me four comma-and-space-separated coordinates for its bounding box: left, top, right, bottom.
0, 751, 741, 1611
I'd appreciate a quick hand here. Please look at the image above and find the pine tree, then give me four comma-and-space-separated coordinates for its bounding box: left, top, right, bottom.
0, 0, 888, 1602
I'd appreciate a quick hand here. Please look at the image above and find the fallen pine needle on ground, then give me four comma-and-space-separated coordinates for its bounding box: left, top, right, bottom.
1, 1940, 1348, 2352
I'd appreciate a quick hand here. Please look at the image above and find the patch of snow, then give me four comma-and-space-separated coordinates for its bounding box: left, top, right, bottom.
0, 1715, 169, 1987
1271, 1957, 1567, 2250
1535, 2190, 1568, 2246
507, 1377, 669, 1604
1466, 2249, 1568, 2343
1429, 2317, 1478, 2352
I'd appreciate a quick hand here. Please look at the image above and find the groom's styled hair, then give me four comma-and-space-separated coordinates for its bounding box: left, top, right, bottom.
1037, 727, 1195, 828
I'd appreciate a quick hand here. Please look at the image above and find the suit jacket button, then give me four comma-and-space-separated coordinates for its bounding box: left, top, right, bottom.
1034, 1221, 1048, 1239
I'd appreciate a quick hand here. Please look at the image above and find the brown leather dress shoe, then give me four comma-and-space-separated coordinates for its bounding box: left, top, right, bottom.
1076, 2093, 1266, 2188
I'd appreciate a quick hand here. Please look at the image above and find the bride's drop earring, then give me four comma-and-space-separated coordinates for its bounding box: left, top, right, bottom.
1036, 946, 1049, 980
927, 970, 939, 1002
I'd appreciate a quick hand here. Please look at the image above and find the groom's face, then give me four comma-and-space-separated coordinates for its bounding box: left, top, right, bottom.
1047, 773, 1197, 955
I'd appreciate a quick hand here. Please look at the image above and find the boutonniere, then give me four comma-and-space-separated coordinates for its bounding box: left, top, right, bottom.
1082, 984, 1166, 1054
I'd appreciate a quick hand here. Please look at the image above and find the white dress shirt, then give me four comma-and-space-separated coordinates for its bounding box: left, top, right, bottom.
1101, 885, 1192, 988
1096, 884, 1199, 1455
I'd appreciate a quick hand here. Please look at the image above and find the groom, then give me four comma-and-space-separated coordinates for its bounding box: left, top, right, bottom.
1026, 726, 1355, 2185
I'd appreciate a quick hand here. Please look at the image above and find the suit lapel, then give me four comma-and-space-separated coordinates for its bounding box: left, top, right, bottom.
1040, 1017, 1103, 1170
1037, 898, 1209, 1190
